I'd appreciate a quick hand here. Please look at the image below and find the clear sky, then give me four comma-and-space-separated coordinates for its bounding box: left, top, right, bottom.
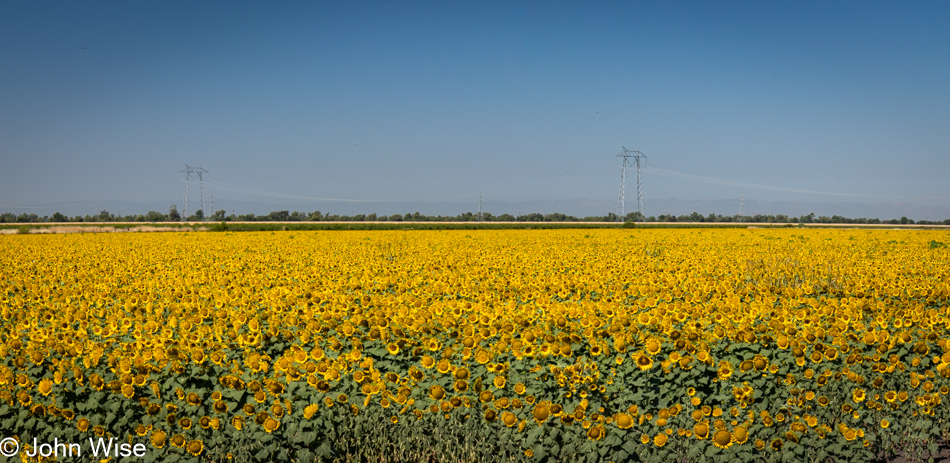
2, 1, 948, 218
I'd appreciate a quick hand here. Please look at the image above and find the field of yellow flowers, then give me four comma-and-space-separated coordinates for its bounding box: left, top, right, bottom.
1, 229, 948, 462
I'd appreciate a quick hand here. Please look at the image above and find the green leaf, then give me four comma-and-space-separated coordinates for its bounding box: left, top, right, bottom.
687, 444, 702, 459
296, 448, 314, 463
315, 440, 333, 457
622, 438, 638, 454
303, 431, 318, 445
560, 443, 575, 457
532, 442, 547, 460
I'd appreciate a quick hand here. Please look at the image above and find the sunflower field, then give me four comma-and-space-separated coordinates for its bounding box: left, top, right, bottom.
1, 229, 948, 462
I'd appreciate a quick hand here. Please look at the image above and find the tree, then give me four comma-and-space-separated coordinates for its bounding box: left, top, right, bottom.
51, 212, 68, 222
268, 210, 289, 221
168, 205, 181, 222
187, 209, 204, 221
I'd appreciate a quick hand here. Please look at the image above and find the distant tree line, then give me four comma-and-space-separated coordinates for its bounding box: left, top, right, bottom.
1, 206, 947, 225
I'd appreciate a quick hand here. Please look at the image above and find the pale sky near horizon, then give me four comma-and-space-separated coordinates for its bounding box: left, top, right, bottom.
2, 1, 949, 218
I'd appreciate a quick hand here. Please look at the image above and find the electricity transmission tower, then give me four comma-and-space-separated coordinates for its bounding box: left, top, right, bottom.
179, 165, 209, 221
737, 194, 745, 222
617, 147, 647, 222
477, 194, 483, 222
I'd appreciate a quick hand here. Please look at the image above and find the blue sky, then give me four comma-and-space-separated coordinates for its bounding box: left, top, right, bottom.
2, 1, 948, 219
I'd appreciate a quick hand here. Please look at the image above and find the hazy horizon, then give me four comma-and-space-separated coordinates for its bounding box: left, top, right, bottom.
5, 196, 949, 223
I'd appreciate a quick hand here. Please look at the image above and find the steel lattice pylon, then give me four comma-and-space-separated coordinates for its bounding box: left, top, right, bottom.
617, 147, 646, 222
179, 165, 209, 221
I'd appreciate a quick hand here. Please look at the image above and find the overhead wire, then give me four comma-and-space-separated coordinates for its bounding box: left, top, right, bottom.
641, 167, 949, 200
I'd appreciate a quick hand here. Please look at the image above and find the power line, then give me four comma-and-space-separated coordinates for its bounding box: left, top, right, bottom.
641, 167, 950, 200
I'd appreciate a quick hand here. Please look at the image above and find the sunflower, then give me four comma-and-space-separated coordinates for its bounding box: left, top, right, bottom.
615, 413, 634, 429
532, 403, 550, 424
386, 343, 400, 355
586, 424, 605, 440
436, 359, 452, 374
636, 354, 653, 371
187, 440, 203, 456
712, 430, 732, 449
474, 349, 491, 364
38, 378, 53, 396
263, 417, 280, 432
852, 389, 866, 403
733, 426, 749, 444
654, 434, 668, 447
195, 416, 210, 429
501, 412, 517, 427
150, 430, 167, 448
430, 385, 446, 400
843, 428, 858, 441
717, 361, 734, 381
171, 434, 186, 448
493, 376, 506, 389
